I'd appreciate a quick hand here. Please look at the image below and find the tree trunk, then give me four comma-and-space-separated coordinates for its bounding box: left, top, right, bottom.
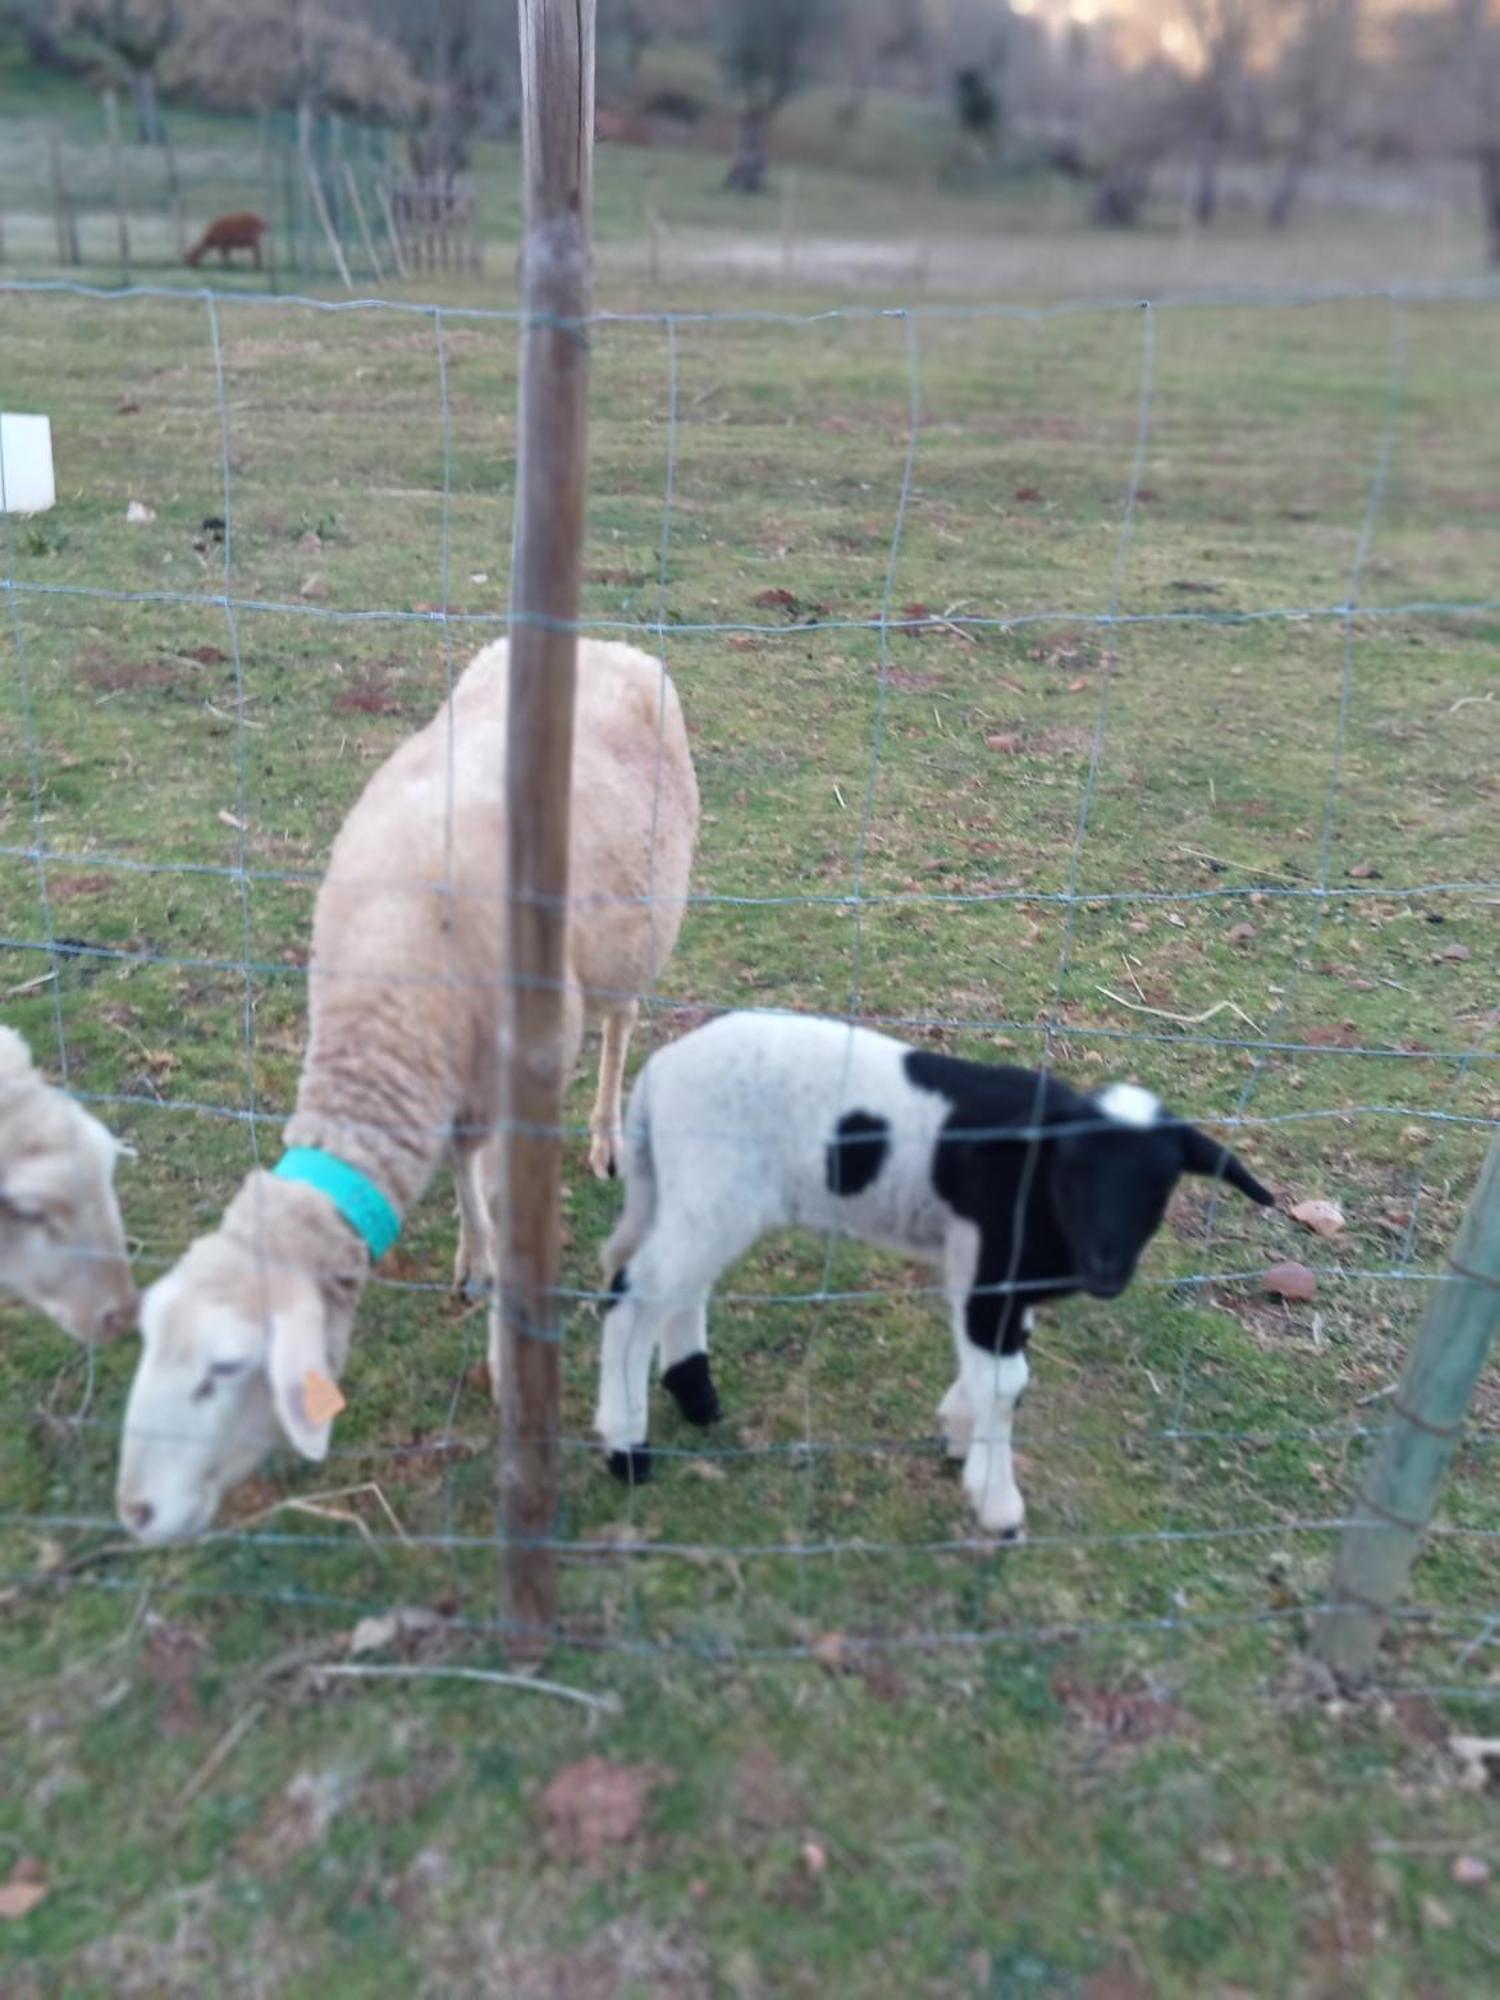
1193, 147, 1219, 226
131, 67, 161, 147
1481, 144, 1500, 269
724, 104, 771, 193
1267, 151, 1306, 229
1092, 160, 1151, 228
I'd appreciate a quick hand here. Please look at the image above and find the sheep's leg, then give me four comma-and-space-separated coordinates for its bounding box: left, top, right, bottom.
944, 1223, 1029, 1537
587, 1001, 637, 1181
657, 1295, 721, 1427
937, 1376, 974, 1461
959, 1342, 1028, 1540
595, 1216, 754, 1479
594, 1283, 667, 1484
451, 1140, 492, 1299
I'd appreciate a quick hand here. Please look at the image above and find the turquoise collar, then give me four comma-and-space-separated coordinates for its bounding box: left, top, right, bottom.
272, 1148, 401, 1261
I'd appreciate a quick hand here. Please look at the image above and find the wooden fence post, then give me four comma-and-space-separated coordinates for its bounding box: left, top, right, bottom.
496, 0, 596, 1662
48, 132, 77, 267
342, 161, 383, 283
103, 90, 131, 277
375, 175, 409, 280
301, 111, 353, 291
160, 126, 187, 262
1314, 1130, 1500, 1682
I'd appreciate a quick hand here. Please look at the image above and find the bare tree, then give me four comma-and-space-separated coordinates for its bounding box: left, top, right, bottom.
371, 0, 519, 182
166, 0, 422, 123
1087, 56, 1184, 227
1453, 0, 1500, 264
1178, 0, 1256, 222
719, 0, 835, 192
55, 0, 180, 141
1265, 0, 1360, 225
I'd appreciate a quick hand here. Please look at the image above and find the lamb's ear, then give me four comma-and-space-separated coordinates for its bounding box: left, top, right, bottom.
1180, 1124, 1276, 1206
266, 1280, 339, 1462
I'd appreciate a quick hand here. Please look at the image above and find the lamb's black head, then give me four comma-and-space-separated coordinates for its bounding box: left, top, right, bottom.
1049, 1083, 1275, 1300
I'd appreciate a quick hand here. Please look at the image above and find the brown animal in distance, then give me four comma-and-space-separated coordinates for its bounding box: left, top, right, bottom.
185, 212, 268, 270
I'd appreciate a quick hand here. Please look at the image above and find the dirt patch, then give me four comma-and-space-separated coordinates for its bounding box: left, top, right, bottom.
81, 657, 177, 695
540, 1757, 667, 1866
1053, 1672, 1185, 1744
423, 1913, 712, 2000
50, 874, 114, 902
141, 1618, 209, 1739
332, 671, 409, 717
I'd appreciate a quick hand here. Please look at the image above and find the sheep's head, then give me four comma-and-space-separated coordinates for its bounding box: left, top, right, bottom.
0, 1031, 137, 1344
1049, 1083, 1275, 1299
116, 1177, 364, 1545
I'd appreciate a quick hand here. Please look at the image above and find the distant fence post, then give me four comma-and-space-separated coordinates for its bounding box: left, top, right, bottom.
102, 90, 131, 278
496, 0, 596, 1663
1314, 1130, 1500, 1682
48, 131, 78, 267
160, 126, 187, 262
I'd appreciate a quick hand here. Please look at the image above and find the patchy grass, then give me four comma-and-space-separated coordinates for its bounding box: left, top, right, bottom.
2, 206, 1499, 1995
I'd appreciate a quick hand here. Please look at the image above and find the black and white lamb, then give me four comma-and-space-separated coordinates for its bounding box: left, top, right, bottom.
595, 1011, 1275, 1537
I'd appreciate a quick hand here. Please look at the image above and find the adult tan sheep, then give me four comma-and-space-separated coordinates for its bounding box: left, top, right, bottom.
1, 1024, 137, 1344
117, 638, 698, 1543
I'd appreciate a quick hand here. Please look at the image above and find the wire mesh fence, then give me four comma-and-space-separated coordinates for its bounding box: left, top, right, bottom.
0, 110, 413, 284
2, 273, 1498, 1697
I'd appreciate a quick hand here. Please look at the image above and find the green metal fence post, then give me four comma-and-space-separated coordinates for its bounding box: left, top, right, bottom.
1313, 1129, 1500, 1682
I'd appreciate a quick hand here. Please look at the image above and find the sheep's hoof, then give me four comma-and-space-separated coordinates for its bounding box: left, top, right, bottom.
607, 1445, 652, 1485
997, 1523, 1026, 1547
588, 1131, 620, 1181
661, 1354, 722, 1427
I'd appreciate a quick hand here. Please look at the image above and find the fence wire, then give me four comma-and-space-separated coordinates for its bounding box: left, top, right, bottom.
2, 274, 1498, 1697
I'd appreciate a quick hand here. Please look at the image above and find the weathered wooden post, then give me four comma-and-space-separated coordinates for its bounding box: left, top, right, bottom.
48, 131, 78, 267
1314, 1131, 1500, 1682
496, 0, 595, 1661
103, 91, 131, 278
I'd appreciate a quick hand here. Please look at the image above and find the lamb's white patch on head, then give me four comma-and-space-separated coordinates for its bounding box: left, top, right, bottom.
1098, 1082, 1160, 1129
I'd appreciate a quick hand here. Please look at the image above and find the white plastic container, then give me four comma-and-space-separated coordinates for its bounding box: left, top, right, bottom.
0, 413, 56, 514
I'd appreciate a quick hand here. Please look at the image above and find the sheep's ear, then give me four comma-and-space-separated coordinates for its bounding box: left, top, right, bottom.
1179, 1125, 1276, 1206
0, 1155, 65, 1224
266, 1281, 339, 1462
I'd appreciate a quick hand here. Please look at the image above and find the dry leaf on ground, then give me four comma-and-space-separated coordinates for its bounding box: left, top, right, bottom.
1262, 1261, 1318, 1302
1288, 1199, 1346, 1239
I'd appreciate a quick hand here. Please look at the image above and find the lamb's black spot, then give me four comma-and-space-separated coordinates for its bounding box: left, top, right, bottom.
825, 1110, 889, 1196
661, 1352, 722, 1426
607, 1445, 652, 1484
608, 1267, 629, 1300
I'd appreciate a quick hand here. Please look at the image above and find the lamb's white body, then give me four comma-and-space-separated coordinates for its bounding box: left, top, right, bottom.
597, 1014, 1032, 1534
118, 639, 699, 1544
0, 1025, 136, 1345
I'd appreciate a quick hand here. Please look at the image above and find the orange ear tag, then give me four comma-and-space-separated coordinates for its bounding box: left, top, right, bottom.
303, 1369, 347, 1426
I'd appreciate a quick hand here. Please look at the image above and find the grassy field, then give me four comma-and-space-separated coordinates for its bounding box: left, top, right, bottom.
3, 68, 1500, 1997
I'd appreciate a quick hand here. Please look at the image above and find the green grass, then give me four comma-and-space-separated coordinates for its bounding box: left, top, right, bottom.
3, 88, 1500, 1998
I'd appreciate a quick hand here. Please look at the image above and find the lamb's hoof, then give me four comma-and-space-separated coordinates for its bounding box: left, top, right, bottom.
997, 1523, 1026, 1547
941, 1429, 972, 1463
661, 1354, 722, 1427
607, 1445, 652, 1485
589, 1131, 620, 1181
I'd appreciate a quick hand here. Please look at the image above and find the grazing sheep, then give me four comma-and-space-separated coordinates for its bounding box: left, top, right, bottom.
185, 211, 267, 269
0, 1025, 137, 1344
117, 638, 698, 1544
595, 1012, 1275, 1538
